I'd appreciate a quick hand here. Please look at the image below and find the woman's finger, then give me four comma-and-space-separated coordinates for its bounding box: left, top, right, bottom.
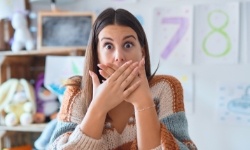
123, 80, 141, 99
115, 62, 138, 85
106, 63, 118, 71
138, 57, 146, 77
120, 66, 139, 90
109, 60, 132, 81
98, 64, 115, 76
89, 70, 100, 94
99, 69, 109, 79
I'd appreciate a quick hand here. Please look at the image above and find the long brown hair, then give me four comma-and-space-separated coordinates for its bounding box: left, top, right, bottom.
81, 8, 155, 108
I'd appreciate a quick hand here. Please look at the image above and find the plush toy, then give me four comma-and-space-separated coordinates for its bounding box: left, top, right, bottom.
33, 73, 60, 150
33, 73, 59, 123
11, 12, 34, 52
0, 79, 36, 126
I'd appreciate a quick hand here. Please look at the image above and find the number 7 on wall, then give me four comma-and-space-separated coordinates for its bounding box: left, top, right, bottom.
161, 17, 189, 59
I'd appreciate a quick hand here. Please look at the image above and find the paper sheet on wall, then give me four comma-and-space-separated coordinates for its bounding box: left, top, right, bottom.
152, 6, 193, 65
217, 83, 250, 126
0, 0, 25, 19
194, 2, 239, 64
44, 56, 84, 101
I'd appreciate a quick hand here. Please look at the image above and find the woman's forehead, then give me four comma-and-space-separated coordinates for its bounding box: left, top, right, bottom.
98, 25, 137, 40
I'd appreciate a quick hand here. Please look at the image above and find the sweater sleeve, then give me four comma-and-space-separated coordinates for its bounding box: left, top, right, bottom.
48, 76, 106, 150
150, 75, 197, 150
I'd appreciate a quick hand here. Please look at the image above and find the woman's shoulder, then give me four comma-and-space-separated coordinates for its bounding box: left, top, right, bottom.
58, 75, 86, 124
149, 74, 182, 88
149, 75, 185, 116
64, 75, 82, 87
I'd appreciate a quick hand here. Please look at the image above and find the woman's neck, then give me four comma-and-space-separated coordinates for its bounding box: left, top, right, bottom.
107, 101, 134, 122
107, 101, 134, 134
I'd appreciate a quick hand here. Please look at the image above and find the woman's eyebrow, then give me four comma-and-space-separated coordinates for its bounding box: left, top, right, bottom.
100, 35, 136, 41
123, 35, 136, 40
101, 37, 113, 41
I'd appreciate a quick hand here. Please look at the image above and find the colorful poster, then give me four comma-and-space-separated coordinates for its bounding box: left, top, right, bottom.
217, 83, 250, 126
194, 2, 239, 64
152, 6, 193, 65
44, 56, 84, 101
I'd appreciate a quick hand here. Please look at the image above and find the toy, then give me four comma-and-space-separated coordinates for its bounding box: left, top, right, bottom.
33, 73, 60, 149
33, 73, 59, 123
0, 79, 36, 126
11, 12, 34, 52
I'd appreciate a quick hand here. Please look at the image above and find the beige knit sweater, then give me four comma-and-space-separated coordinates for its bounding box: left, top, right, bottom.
49, 75, 197, 150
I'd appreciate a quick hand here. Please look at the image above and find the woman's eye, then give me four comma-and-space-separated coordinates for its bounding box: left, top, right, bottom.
124, 43, 133, 49
104, 44, 113, 50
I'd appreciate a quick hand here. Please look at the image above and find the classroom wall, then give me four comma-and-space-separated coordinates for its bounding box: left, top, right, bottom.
31, 0, 250, 150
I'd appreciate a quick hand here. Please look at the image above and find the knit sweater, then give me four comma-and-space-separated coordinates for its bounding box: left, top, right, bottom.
49, 75, 197, 150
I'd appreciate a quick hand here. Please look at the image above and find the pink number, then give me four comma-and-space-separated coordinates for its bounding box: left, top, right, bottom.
161, 17, 188, 59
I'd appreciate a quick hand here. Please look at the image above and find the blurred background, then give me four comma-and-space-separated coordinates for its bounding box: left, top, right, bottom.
0, 0, 250, 150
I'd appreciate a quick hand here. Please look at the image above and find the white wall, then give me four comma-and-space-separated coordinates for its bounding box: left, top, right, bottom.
31, 0, 250, 150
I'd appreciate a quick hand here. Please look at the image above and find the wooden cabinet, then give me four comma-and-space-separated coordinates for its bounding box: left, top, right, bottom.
0, 49, 84, 149
0, 49, 84, 84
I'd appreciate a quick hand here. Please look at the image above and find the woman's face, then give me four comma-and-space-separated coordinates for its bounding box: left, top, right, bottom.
97, 25, 144, 67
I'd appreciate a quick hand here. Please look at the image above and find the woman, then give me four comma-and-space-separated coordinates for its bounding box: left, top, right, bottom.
49, 8, 197, 150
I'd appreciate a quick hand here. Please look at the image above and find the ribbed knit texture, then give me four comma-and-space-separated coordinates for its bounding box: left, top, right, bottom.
49, 75, 197, 150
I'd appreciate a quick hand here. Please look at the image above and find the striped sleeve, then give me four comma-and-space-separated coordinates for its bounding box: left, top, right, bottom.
48, 76, 106, 150
150, 75, 197, 150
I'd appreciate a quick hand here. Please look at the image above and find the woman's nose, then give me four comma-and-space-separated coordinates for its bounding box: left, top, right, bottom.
115, 50, 125, 62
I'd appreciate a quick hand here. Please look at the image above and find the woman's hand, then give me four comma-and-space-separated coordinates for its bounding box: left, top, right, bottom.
97, 63, 118, 81
89, 61, 141, 114
124, 58, 153, 107
98, 58, 153, 107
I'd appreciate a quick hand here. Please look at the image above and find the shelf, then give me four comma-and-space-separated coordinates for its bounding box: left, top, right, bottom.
0, 49, 84, 56
0, 48, 85, 148
0, 123, 47, 132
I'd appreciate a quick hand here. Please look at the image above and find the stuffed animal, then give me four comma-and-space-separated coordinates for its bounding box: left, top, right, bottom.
33, 73, 59, 123
11, 12, 34, 52
33, 73, 60, 149
0, 79, 36, 126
